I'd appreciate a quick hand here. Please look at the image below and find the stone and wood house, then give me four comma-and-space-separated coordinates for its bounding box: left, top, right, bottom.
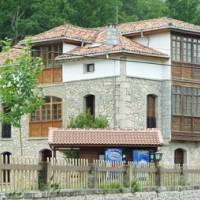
0, 17, 200, 165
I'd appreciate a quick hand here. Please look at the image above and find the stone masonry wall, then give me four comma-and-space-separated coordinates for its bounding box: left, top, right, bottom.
0, 83, 66, 157
1, 190, 200, 200
0, 74, 171, 158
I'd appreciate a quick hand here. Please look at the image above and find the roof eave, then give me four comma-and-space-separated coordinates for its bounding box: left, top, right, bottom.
56, 50, 169, 62
121, 26, 200, 37
48, 143, 162, 148
19, 37, 93, 46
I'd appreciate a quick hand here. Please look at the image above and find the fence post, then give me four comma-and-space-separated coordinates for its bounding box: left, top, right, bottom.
123, 164, 131, 188
88, 163, 96, 189
180, 165, 186, 186
38, 161, 49, 190
155, 164, 161, 189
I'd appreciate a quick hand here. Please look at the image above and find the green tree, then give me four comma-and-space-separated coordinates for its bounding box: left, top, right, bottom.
67, 0, 121, 27
68, 112, 109, 128
0, 0, 72, 42
165, 0, 200, 25
0, 0, 200, 44
0, 38, 44, 155
134, 0, 167, 20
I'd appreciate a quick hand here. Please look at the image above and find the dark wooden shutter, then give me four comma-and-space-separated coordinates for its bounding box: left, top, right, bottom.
2, 123, 11, 138
147, 95, 156, 128
174, 149, 184, 166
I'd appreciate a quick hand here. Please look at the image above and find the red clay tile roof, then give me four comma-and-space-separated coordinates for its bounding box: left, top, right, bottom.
117, 17, 200, 35
0, 45, 22, 65
1, 17, 199, 64
31, 24, 98, 44
48, 128, 163, 147
31, 17, 200, 45
56, 28, 168, 60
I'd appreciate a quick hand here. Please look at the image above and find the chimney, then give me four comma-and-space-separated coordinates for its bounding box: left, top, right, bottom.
106, 25, 119, 46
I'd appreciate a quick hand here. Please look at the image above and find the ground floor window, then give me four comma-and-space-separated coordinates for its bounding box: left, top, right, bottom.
1, 106, 11, 138
174, 148, 185, 166
1, 152, 11, 183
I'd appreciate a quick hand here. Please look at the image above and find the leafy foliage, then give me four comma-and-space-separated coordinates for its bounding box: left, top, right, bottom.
67, 112, 108, 128
0, 38, 43, 127
0, 37, 44, 154
131, 179, 141, 193
99, 181, 124, 191
63, 149, 80, 159
0, 0, 199, 43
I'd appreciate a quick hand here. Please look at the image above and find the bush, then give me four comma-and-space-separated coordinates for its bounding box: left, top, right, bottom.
99, 181, 123, 191
131, 179, 141, 193
50, 183, 60, 193
68, 112, 108, 128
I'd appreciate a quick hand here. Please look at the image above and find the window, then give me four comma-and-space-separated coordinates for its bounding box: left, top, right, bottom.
172, 35, 181, 62
32, 44, 63, 68
32, 47, 40, 57
172, 34, 200, 65
193, 88, 200, 116
84, 64, 95, 73
172, 86, 200, 116
1, 106, 11, 138
147, 94, 156, 128
174, 149, 185, 167
172, 86, 181, 115
1, 152, 11, 183
29, 96, 62, 137
84, 95, 95, 117
31, 96, 62, 122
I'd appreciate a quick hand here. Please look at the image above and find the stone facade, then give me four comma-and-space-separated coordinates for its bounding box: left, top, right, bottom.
0, 59, 178, 164
0, 71, 170, 159
0, 83, 66, 157
161, 141, 200, 165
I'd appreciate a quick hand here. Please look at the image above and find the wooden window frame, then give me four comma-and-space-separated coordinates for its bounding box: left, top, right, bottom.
171, 34, 200, 66
172, 86, 200, 117
32, 44, 63, 69
147, 94, 157, 128
30, 96, 62, 122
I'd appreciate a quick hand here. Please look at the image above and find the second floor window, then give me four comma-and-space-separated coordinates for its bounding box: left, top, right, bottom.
172, 34, 200, 65
84, 94, 95, 117
147, 94, 157, 128
172, 86, 200, 116
32, 44, 63, 68
84, 64, 95, 73
31, 96, 62, 122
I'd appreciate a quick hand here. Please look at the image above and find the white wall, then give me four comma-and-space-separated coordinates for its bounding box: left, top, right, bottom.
63, 60, 120, 82
126, 60, 171, 80
63, 43, 77, 53
134, 32, 171, 56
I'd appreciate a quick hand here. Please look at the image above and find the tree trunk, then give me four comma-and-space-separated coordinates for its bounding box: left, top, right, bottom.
19, 120, 23, 156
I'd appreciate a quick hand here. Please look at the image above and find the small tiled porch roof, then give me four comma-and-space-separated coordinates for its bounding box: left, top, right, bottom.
48, 128, 163, 147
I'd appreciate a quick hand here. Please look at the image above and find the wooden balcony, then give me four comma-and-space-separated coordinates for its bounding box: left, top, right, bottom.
29, 120, 62, 137
172, 62, 200, 82
172, 115, 200, 141
38, 66, 62, 84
